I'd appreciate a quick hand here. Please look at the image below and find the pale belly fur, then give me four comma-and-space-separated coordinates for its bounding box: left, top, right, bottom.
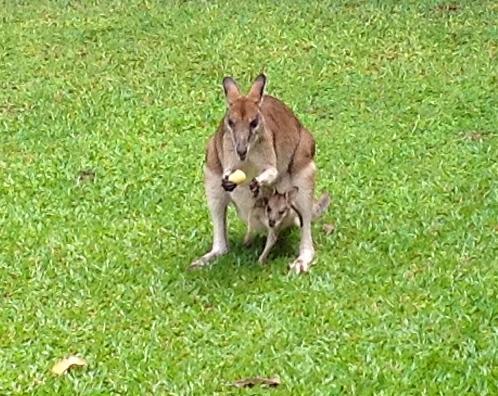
230, 185, 258, 225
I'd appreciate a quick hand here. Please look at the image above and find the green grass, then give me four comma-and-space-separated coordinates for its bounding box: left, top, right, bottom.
1, 0, 497, 394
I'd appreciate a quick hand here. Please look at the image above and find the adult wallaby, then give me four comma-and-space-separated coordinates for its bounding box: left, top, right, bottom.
191, 74, 319, 273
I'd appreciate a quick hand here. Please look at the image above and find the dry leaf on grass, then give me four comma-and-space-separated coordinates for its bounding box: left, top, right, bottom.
233, 376, 281, 388
51, 355, 87, 375
435, 3, 459, 13
459, 130, 488, 142
77, 169, 96, 184
323, 223, 336, 235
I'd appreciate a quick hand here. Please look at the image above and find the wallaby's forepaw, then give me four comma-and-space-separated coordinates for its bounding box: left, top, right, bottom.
289, 258, 311, 274
249, 178, 260, 197
221, 176, 237, 192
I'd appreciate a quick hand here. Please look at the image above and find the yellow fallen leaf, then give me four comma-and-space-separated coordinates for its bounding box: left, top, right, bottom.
51, 355, 87, 375
233, 376, 281, 388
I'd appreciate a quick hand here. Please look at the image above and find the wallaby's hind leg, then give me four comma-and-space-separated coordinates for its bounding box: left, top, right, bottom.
190, 168, 230, 268
289, 162, 316, 274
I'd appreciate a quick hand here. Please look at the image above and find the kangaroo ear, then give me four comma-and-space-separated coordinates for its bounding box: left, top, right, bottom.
247, 74, 267, 105
222, 77, 241, 105
285, 186, 299, 202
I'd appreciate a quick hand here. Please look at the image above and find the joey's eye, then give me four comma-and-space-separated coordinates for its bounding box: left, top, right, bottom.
228, 119, 235, 128
279, 210, 285, 215
249, 118, 259, 129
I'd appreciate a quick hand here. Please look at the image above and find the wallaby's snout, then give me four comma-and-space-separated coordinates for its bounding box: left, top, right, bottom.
236, 141, 248, 160
269, 219, 276, 228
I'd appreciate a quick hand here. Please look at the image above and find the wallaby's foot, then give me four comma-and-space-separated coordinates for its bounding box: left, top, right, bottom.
288, 248, 314, 274
289, 258, 311, 274
189, 248, 228, 269
258, 253, 268, 265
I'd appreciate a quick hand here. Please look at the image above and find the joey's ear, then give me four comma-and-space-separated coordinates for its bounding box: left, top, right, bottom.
259, 185, 273, 198
285, 186, 299, 202
222, 77, 241, 105
255, 197, 268, 208
247, 74, 267, 105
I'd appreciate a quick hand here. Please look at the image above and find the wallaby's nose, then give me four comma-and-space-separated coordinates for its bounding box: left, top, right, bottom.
237, 146, 247, 160
269, 219, 275, 228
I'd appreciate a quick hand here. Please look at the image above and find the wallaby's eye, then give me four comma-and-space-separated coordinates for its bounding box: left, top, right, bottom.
279, 210, 285, 216
228, 119, 235, 128
249, 118, 258, 129
267, 207, 271, 213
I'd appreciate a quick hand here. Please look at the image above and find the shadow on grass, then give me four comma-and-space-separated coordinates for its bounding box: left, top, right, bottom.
184, 229, 301, 287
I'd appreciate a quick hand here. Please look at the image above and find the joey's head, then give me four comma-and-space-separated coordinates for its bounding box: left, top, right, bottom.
266, 186, 299, 228
222, 74, 266, 161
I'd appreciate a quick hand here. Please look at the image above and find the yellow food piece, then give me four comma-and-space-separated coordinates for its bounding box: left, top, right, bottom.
228, 169, 246, 185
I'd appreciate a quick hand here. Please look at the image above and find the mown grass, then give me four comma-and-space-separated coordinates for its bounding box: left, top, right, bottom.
1, 0, 497, 394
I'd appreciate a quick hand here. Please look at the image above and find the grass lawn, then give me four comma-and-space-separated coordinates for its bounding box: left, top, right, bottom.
1, 0, 497, 394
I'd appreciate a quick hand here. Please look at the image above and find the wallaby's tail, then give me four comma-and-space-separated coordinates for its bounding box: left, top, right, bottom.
312, 192, 331, 221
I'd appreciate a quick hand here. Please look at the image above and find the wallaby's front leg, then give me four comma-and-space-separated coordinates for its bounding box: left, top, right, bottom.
257, 166, 278, 185
250, 166, 278, 197
258, 229, 278, 264
190, 169, 230, 268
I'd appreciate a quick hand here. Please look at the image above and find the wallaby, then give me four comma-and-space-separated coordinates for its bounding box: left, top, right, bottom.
244, 187, 330, 264
191, 74, 320, 273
